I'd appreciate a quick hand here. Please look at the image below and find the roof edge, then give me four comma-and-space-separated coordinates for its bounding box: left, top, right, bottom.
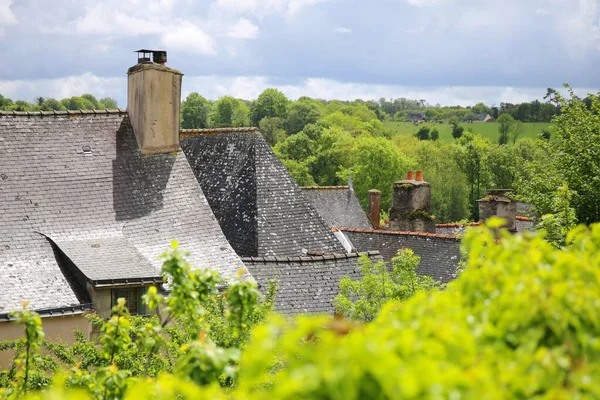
0, 303, 94, 320
92, 277, 163, 287
241, 251, 380, 263
0, 109, 127, 117
338, 227, 461, 241
300, 185, 351, 190
180, 127, 259, 138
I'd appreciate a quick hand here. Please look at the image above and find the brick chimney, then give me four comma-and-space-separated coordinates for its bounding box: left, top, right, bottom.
368, 189, 381, 229
477, 189, 517, 232
127, 50, 183, 154
388, 170, 435, 233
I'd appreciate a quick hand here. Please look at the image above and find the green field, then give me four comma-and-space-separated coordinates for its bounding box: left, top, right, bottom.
383, 121, 550, 143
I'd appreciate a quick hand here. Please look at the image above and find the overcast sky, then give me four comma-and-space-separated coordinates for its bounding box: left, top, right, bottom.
0, 0, 598, 106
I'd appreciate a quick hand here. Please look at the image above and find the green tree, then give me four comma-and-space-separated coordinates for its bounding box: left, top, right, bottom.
430, 127, 440, 141
210, 96, 250, 127
258, 117, 285, 146
81, 94, 101, 109
0, 94, 14, 109
38, 98, 65, 111
99, 97, 118, 109
334, 250, 438, 322
250, 89, 289, 126
337, 134, 412, 211
284, 99, 321, 135
273, 132, 316, 161
181, 92, 211, 129
497, 113, 515, 145
521, 87, 600, 224
414, 126, 430, 140
450, 117, 464, 139
536, 183, 578, 248
280, 159, 316, 186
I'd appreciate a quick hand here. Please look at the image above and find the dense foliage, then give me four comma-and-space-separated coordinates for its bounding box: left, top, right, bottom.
0, 241, 275, 398
4, 222, 600, 398
519, 87, 600, 225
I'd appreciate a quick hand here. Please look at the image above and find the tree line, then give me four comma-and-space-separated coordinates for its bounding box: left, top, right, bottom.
0, 94, 118, 112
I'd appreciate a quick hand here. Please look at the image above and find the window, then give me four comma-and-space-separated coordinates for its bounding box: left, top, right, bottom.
110, 286, 147, 315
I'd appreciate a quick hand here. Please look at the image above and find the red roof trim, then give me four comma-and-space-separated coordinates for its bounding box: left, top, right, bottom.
337, 227, 460, 241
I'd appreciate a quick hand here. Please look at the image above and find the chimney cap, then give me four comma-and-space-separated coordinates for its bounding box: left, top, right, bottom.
134, 49, 167, 64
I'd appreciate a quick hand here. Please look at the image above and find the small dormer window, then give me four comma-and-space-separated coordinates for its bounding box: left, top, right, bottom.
82, 146, 93, 156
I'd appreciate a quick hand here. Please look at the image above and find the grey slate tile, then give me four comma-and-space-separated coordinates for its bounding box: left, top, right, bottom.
0, 114, 245, 313
301, 187, 373, 229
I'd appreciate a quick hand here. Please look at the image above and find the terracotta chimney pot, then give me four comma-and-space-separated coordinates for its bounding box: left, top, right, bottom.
415, 170, 423, 181
406, 170, 413, 181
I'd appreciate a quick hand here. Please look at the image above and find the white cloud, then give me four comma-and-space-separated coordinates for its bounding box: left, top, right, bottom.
212, 0, 328, 18
161, 22, 217, 54
0, 0, 17, 26
226, 18, 259, 39
75, 4, 163, 36
73, 3, 216, 55
335, 26, 351, 34
0, 73, 124, 103
287, 0, 329, 16
406, 0, 447, 7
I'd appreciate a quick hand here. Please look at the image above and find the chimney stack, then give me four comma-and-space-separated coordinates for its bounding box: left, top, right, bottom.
477, 189, 517, 232
388, 170, 435, 233
368, 189, 381, 229
127, 49, 183, 154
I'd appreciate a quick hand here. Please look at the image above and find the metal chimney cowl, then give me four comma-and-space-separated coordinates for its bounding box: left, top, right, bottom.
127, 50, 184, 155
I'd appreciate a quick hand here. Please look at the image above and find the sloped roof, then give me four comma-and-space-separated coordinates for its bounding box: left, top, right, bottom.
180, 129, 345, 257
243, 251, 382, 314
435, 216, 534, 237
0, 112, 245, 314
340, 228, 461, 283
301, 186, 373, 229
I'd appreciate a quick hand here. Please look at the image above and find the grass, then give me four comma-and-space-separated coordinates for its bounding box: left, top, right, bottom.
383, 121, 551, 143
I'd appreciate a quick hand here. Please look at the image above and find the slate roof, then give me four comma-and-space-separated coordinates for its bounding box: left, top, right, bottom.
0, 112, 245, 314
180, 129, 345, 257
243, 251, 383, 314
340, 228, 461, 283
300, 186, 373, 229
435, 216, 534, 237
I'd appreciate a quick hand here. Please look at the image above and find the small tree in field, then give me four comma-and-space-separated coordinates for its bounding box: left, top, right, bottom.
430, 127, 440, 141
497, 113, 515, 145
415, 126, 430, 141
334, 249, 439, 321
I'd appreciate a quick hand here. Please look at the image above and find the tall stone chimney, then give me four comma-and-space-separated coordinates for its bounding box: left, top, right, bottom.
477, 189, 517, 232
368, 189, 381, 229
127, 50, 183, 154
389, 170, 435, 233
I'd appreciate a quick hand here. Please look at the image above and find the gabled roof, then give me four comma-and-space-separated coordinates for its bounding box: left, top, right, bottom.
243, 251, 383, 314
301, 186, 373, 229
180, 129, 345, 257
0, 112, 245, 314
339, 227, 461, 283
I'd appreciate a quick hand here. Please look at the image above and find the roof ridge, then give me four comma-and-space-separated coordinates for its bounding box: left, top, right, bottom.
241, 251, 380, 263
435, 222, 482, 228
338, 227, 460, 241
180, 127, 259, 138
0, 109, 127, 117
300, 185, 350, 190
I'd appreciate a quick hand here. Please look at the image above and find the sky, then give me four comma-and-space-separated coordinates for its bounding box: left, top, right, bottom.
0, 0, 599, 107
